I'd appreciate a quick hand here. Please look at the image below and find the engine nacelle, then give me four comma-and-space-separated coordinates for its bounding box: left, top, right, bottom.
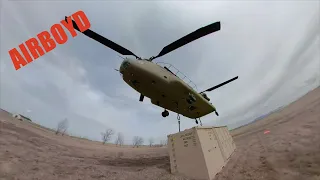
200, 92, 210, 101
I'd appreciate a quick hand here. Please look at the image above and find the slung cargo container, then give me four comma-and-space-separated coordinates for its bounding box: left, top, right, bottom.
167, 126, 236, 180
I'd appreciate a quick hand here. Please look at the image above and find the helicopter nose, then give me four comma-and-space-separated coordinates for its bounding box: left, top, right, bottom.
120, 59, 132, 72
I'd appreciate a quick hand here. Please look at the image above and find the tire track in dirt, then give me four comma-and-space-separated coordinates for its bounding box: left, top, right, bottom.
256, 133, 278, 180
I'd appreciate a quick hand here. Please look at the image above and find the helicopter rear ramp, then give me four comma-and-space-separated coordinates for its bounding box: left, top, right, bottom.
167, 126, 236, 180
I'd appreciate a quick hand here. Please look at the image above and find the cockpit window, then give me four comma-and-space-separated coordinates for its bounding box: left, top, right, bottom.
121, 61, 130, 69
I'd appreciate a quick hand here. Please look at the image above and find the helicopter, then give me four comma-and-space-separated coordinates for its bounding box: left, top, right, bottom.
65, 16, 238, 130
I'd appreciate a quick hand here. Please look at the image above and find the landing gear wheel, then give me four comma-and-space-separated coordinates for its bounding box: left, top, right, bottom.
162, 110, 169, 117
195, 119, 198, 124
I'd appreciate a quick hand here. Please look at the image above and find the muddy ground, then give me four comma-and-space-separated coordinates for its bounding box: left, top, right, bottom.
0, 87, 319, 180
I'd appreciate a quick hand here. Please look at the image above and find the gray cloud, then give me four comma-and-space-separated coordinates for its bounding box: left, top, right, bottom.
1, 1, 319, 143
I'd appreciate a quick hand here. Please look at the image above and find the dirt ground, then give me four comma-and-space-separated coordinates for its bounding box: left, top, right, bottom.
0, 87, 319, 180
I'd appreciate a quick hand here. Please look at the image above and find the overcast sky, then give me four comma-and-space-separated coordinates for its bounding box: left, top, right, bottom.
1, 1, 319, 144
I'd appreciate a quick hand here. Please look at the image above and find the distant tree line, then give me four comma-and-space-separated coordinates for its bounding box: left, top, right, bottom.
100, 127, 167, 147
55, 118, 68, 136
55, 119, 168, 147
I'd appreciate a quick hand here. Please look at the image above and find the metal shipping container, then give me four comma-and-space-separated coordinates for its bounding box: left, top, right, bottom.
167, 126, 236, 180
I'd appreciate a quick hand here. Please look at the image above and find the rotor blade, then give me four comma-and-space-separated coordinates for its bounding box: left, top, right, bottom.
139, 94, 144, 102
151, 21, 221, 60
65, 16, 139, 59
200, 76, 238, 93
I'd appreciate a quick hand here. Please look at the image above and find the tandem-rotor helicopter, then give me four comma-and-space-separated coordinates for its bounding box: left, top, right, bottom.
65, 16, 238, 131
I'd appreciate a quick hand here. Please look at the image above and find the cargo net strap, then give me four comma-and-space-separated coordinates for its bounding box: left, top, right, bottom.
196, 112, 202, 126
175, 102, 180, 121
198, 118, 202, 126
